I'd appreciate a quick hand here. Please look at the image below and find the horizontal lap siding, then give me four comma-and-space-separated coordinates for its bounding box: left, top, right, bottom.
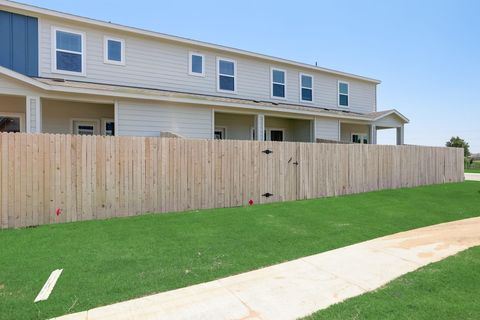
0, 133, 464, 229
38, 18, 376, 114
315, 117, 339, 141
117, 101, 213, 138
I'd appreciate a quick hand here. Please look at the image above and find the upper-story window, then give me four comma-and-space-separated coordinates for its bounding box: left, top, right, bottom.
217, 58, 236, 93
104, 37, 125, 65
189, 52, 205, 77
300, 73, 313, 102
271, 68, 286, 99
52, 27, 85, 75
338, 81, 349, 107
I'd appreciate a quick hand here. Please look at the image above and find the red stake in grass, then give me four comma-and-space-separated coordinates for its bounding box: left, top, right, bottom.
55, 208, 62, 223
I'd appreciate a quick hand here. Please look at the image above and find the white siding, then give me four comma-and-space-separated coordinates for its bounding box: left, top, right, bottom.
375, 114, 404, 128
315, 117, 339, 141
38, 17, 377, 114
117, 100, 213, 138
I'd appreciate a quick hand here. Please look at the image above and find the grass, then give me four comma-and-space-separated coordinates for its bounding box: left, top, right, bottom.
305, 246, 480, 320
465, 160, 480, 173
1, 182, 480, 319
465, 168, 480, 173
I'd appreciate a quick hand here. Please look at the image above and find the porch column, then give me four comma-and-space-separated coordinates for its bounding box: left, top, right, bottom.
396, 125, 405, 145
255, 114, 265, 141
369, 124, 377, 144
26, 96, 41, 133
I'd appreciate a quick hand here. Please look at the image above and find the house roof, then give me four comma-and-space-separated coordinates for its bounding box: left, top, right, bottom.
0, 0, 381, 84
0, 66, 408, 124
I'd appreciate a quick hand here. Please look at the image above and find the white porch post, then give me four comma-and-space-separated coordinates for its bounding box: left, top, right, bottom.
255, 114, 265, 141
26, 96, 41, 133
370, 124, 377, 144
396, 125, 405, 145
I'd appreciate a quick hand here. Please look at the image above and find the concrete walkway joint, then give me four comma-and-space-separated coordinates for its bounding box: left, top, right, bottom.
55, 217, 480, 320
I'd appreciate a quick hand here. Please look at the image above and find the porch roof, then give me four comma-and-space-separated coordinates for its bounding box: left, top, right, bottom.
0, 66, 407, 123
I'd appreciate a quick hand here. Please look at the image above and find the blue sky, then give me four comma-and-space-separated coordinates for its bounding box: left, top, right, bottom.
22, 0, 480, 152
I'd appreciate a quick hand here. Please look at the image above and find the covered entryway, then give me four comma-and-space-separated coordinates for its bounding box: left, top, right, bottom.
0, 94, 26, 133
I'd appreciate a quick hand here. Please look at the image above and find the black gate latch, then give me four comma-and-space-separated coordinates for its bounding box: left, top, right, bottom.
293, 161, 299, 166
262, 193, 274, 198
262, 149, 273, 154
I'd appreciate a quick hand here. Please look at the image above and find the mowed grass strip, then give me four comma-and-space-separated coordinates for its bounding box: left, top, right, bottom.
0, 182, 479, 319
305, 245, 480, 320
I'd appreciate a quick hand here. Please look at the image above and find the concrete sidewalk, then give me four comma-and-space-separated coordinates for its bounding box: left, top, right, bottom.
56, 217, 480, 320
465, 173, 480, 181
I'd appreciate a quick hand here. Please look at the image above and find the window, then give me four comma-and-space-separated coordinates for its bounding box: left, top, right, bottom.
104, 37, 125, 65
266, 128, 284, 141
338, 81, 349, 107
53, 27, 85, 75
102, 118, 115, 136
352, 133, 368, 144
217, 58, 236, 92
300, 73, 313, 102
271, 68, 286, 99
73, 120, 98, 135
214, 127, 226, 140
0, 113, 23, 132
189, 52, 204, 76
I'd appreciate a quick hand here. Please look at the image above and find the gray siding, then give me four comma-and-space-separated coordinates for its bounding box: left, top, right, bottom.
117, 100, 213, 138
215, 112, 254, 140
375, 114, 403, 128
315, 117, 339, 141
340, 123, 370, 143
38, 17, 377, 114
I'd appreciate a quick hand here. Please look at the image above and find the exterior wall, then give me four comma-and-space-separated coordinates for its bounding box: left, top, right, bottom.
117, 100, 213, 138
315, 117, 340, 141
37, 16, 377, 114
42, 99, 113, 134
215, 112, 254, 140
375, 114, 404, 128
0, 10, 38, 76
340, 123, 370, 143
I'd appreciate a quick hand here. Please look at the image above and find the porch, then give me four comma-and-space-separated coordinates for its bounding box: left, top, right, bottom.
214, 111, 314, 142
0, 94, 114, 135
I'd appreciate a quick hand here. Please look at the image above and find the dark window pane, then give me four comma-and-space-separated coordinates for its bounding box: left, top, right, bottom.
105, 122, 115, 136
191, 55, 203, 74
56, 31, 82, 52
339, 94, 348, 106
108, 40, 122, 62
272, 70, 285, 83
302, 88, 312, 101
57, 51, 82, 72
301, 75, 312, 88
352, 134, 360, 143
219, 60, 234, 75
270, 130, 283, 141
339, 82, 348, 94
273, 83, 285, 97
220, 75, 235, 91
0, 117, 20, 132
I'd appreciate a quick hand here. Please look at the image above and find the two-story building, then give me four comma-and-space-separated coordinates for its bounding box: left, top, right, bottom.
0, 0, 408, 144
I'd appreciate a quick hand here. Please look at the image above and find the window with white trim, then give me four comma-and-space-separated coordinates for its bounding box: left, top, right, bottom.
217, 58, 236, 92
104, 37, 125, 65
271, 68, 286, 98
53, 28, 85, 75
0, 113, 22, 133
189, 52, 204, 76
73, 120, 97, 135
300, 74, 313, 102
338, 81, 349, 107
352, 133, 368, 144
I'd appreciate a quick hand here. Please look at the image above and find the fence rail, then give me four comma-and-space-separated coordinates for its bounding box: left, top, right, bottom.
0, 133, 464, 229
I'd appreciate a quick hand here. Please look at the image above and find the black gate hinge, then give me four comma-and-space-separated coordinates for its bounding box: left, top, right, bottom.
262, 192, 274, 198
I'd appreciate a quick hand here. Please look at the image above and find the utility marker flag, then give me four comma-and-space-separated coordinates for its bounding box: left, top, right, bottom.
34, 269, 63, 302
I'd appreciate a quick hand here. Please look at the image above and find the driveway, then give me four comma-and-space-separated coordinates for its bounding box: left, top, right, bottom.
465, 173, 480, 181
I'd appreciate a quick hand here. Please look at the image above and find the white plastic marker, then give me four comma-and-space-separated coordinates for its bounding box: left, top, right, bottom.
34, 269, 63, 302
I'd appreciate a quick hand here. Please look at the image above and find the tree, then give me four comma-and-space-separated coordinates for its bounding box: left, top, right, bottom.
446, 136, 470, 157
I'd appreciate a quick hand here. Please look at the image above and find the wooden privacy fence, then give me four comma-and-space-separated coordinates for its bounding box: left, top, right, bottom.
0, 133, 464, 229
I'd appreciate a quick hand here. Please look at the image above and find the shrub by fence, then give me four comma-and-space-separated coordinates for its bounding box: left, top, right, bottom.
0, 133, 464, 229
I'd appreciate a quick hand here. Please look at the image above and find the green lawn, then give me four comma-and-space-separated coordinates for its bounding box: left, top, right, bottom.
1, 182, 480, 319
305, 245, 480, 320
465, 168, 480, 173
